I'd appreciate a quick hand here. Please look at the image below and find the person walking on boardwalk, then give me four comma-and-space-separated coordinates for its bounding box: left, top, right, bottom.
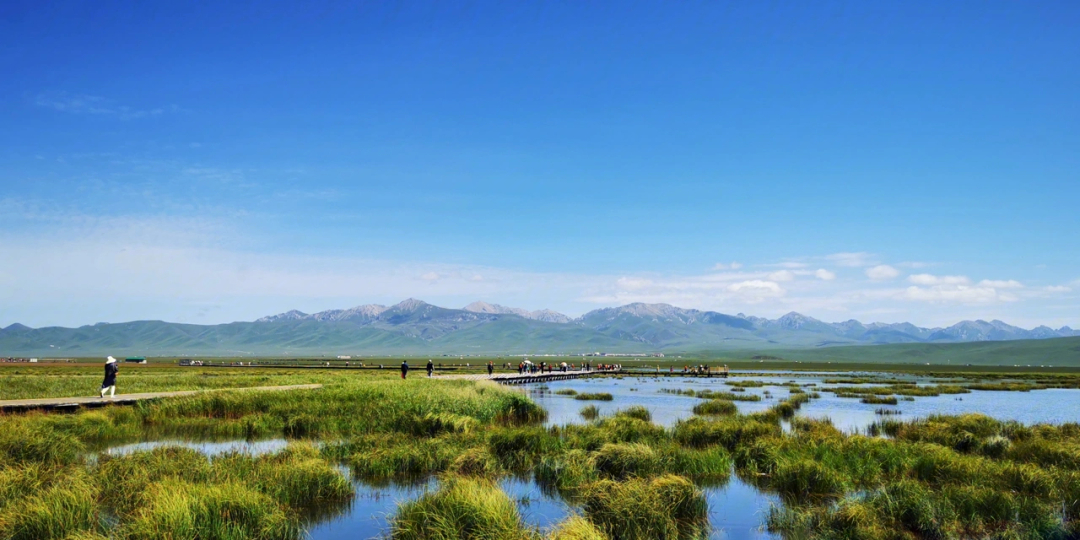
426, 359, 434, 377
487, 361, 494, 377
100, 356, 119, 398
400, 360, 409, 380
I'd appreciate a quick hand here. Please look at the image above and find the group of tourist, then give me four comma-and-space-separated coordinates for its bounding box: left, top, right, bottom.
515, 361, 621, 374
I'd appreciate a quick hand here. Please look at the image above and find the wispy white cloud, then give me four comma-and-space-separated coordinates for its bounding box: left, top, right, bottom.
978, 279, 1024, 289
909, 274, 970, 286
712, 262, 743, 270
815, 269, 836, 281
903, 285, 1010, 304
826, 252, 876, 267
769, 261, 809, 269
866, 265, 900, 280
898, 261, 932, 269
727, 280, 785, 300
767, 270, 796, 282
34, 92, 180, 120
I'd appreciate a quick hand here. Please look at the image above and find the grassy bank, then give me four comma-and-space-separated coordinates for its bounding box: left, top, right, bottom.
0, 365, 373, 400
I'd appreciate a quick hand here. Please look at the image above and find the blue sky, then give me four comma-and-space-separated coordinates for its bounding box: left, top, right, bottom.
1, 1, 1078, 328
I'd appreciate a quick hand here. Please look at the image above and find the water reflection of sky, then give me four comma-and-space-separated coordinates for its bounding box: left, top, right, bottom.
101, 438, 290, 456
531, 374, 1080, 432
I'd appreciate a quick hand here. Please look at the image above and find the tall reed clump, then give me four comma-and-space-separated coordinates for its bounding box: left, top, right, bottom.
770, 458, 848, 499
660, 445, 732, 486
861, 395, 898, 405
0, 418, 85, 466
613, 406, 651, 422
534, 450, 600, 499
488, 427, 565, 472
674, 389, 762, 402
348, 434, 469, 483
391, 475, 536, 540
579, 405, 600, 420
220, 443, 355, 508
674, 416, 780, 450
692, 399, 737, 416
448, 447, 503, 478
121, 479, 300, 540
0, 467, 103, 540
546, 516, 607, 540
581, 475, 708, 540
575, 393, 614, 402
591, 443, 660, 479
92, 444, 352, 539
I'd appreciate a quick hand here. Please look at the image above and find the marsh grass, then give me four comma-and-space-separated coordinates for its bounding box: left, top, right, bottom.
0, 467, 102, 540
579, 405, 600, 420
964, 382, 1044, 392
692, 399, 737, 416
861, 396, 899, 405
612, 406, 651, 422
392, 475, 537, 540
122, 479, 300, 540
546, 516, 606, 540
554, 389, 579, 396
726, 380, 766, 388
574, 393, 613, 401
581, 475, 708, 540
823, 384, 970, 398
674, 416, 780, 450
591, 443, 659, 479
659, 388, 761, 402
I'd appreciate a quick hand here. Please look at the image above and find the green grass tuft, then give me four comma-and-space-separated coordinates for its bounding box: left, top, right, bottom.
691, 399, 737, 416
574, 393, 614, 402
392, 475, 536, 540
581, 475, 708, 540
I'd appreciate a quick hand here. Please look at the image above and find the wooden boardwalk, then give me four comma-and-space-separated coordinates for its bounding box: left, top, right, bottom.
0, 384, 323, 412
434, 370, 615, 385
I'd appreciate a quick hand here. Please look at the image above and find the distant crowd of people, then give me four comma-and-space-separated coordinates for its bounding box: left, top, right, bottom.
516, 361, 620, 374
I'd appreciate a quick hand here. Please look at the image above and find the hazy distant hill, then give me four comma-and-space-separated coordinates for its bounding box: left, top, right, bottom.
714, 337, 1080, 368
2, 299, 1077, 357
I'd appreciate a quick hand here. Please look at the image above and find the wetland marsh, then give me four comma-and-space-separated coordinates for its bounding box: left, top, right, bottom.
3, 364, 1080, 539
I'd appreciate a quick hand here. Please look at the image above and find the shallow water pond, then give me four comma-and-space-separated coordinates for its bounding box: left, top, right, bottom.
531, 373, 1080, 432
97, 439, 775, 539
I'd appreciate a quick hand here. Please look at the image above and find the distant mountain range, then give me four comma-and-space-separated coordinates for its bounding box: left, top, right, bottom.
2, 299, 1077, 357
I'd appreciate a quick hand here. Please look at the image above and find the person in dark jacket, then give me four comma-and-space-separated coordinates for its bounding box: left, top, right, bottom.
100, 356, 119, 398
487, 361, 494, 377
426, 359, 434, 377
401, 361, 409, 379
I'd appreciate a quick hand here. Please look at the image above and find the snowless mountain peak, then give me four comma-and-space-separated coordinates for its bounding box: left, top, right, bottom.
392, 298, 429, 311
255, 310, 309, 323
463, 301, 571, 323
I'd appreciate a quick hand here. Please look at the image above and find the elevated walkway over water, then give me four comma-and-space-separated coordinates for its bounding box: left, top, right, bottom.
436, 369, 618, 385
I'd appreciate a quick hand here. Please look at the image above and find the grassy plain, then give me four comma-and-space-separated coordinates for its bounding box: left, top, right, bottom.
5, 364, 1080, 539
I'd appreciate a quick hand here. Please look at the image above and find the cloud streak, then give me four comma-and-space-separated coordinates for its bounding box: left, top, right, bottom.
34, 92, 180, 120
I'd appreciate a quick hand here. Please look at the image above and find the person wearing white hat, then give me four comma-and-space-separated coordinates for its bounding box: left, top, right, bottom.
100, 356, 119, 398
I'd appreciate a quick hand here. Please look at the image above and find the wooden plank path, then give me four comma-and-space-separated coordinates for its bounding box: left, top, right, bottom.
434, 370, 615, 385
0, 384, 323, 412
